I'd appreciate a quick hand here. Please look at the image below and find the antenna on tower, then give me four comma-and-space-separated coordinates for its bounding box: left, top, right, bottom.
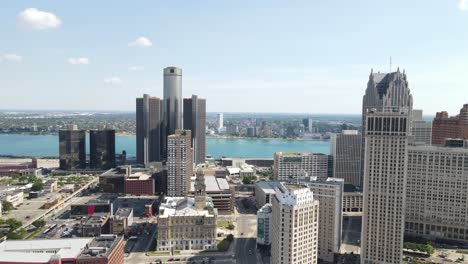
389, 56, 392, 72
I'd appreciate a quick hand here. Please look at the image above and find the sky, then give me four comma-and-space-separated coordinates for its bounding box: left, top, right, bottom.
1, 0, 468, 115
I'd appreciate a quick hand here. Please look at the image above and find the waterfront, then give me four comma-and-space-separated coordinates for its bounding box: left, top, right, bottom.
0, 134, 330, 159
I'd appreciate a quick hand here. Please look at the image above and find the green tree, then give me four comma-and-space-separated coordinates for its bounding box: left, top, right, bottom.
31, 180, 44, 192
32, 219, 46, 228
27, 175, 38, 183
5, 218, 22, 230
7, 228, 27, 240
18, 175, 28, 183
1, 201, 14, 213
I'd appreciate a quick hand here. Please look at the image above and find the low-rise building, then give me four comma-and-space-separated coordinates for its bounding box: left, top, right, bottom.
81, 213, 110, 237
110, 208, 133, 235
70, 197, 115, 218
190, 175, 234, 213
43, 179, 58, 192
0, 190, 24, 207
0, 235, 124, 264
43, 194, 61, 209
76, 235, 124, 264
99, 166, 158, 195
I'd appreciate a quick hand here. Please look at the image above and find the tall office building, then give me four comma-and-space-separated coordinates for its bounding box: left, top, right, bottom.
273, 152, 329, 181
303, 117, 313, 133
59, 124, 86, 170
307, 178, 344, 263
361, 108, 411, 264
330, 130, 362, 186
271, 183, 319, 264
411, 109, 432, 145
90, 127, 116, 170
162, 67, 183, 158
136, 94, 162, 164
405, 139, 468, 241
432, 104, 468, 145
183, 95, 206, 165
217, 113, 224, 129
167, 130, 193, 197
362, 69, 413, 178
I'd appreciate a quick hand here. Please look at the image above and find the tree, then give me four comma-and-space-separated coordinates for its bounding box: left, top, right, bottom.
32, 219, 46, 228
1, 201, 14, 213
226, 234, 234, 242
5, 218, 22, 230
7, 228, 27, 240
31, 180, 44, 192
27, 175, 38, 183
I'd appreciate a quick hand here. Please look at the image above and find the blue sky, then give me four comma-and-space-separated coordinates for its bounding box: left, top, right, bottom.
1, 0, 467, 115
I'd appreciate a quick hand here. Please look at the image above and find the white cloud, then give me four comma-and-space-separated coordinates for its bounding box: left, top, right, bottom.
128, 37, 153, 47
128, 66, 144, 71
17, 8, 61, 31
68, 57, 90, 65
459, 0, 468, 10
1, 53, 23, 62
104, 76, 123, 85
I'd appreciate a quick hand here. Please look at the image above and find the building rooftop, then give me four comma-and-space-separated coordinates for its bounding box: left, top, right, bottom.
255, 181, 281, 194
0, 238, 91, 263
125, 172, 152, 181
78, 235, 122, 259
159, 197, 214, 218
115, 207, 133, 218
83, 213, 110, 226
190, 175, 230, 192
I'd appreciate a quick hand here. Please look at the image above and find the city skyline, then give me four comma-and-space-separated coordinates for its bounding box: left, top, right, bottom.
1, 1, 468, 114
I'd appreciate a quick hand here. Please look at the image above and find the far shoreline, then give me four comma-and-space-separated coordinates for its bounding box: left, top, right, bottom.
0, 133, 330, 141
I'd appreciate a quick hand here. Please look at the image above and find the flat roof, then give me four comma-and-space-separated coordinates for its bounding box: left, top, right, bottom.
159, 197, 213, 218
0, 238, 91, 263
79, 235, 121, 259
255, 181, 281, 194
190, 176, 230, 192
115, 207, 133, 218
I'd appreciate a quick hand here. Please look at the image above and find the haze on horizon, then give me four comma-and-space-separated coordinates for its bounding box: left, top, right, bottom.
1, 1, 468, 115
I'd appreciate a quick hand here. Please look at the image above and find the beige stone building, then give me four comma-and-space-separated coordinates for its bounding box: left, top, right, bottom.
361, 108, 410, 264
156, 168, 217, 251
167, 130, 193, 197
271, 183, 319, 264
405, 140, 468, 241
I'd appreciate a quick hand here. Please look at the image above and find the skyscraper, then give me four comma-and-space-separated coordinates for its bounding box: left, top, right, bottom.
167, 130, 193, 197
59, 124, 86, 170
183, 95, 206, 165
361, 107, 411, 264
217, 113, 224, 130
411, 109, 432, 145
136, 94, 162, 164
162, 67, 183, 158
361, 69, 413, 181
307, 178, 343, 263
330, 130, 362, 186
90, 127, 116, 170
271, 183, 319, 264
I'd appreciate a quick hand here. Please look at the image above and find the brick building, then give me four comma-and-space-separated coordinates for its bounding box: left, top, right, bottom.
432, 104, 468, 145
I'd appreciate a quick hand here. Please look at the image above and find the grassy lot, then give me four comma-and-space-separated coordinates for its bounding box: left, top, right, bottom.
24, 227, 44, 240
217, 220, 235, 230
